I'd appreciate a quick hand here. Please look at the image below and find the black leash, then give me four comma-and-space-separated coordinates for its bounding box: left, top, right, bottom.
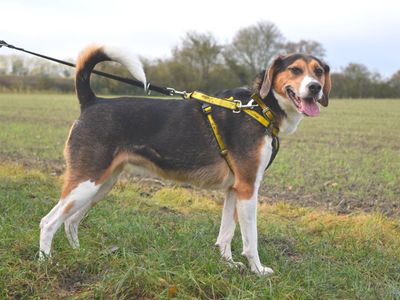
0, 40, 173, 96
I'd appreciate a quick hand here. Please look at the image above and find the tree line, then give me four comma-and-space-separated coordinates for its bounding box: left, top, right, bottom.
0, 21, 399, 98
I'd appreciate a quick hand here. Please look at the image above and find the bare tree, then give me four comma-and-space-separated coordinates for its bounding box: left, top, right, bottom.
284, 40, 326, 57
173, 32, 222, 82
225, 21, 285, 75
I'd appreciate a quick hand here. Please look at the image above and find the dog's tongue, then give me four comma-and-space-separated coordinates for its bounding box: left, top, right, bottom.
300, 99, 320, 117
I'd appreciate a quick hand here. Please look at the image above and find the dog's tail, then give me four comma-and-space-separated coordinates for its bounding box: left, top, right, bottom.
75, 45, 146, 110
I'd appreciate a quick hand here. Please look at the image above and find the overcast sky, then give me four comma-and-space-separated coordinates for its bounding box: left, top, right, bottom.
1, 0, 400, 77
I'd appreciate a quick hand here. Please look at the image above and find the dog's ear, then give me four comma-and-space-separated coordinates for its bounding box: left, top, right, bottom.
318, 63, 331, 107
259, 55, 284, 99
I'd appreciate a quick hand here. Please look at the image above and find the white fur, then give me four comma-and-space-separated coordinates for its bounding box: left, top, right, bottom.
299, 76, 315, 98
215, 189, 236, 261
273, 90, 304, 134
299, 75, 323, 99
39, 180, 101, 258
103, 46, 147, 89
253, 136, 273, 190
64, 172, 120, 249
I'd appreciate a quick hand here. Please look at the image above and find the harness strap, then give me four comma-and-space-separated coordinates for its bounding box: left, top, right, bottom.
242, 108, 279, 136
189, 91, 238, 110
201, 104, 235, 173
250, 93, 277, 133
187, 91, 279, 137
200, 102, 280, 175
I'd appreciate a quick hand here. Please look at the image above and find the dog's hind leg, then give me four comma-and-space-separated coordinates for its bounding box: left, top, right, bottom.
39, 177, 104, 259
64, 171, 120, 249
64, 206, 87, 249
40, 149, 126, 258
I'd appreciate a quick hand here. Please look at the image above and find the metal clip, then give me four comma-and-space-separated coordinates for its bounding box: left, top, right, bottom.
241, 99, 258, 109
166, 87, 187, 98
145, 82, 151, 95
232, 99, 258, 113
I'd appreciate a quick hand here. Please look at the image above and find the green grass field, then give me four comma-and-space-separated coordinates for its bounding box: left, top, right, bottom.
0, 94, 399, 299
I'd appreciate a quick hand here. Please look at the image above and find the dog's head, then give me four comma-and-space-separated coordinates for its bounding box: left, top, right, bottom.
256, 54, 331, 117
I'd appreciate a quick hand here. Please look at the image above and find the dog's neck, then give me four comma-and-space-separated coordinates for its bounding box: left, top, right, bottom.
265, 91, 304, 135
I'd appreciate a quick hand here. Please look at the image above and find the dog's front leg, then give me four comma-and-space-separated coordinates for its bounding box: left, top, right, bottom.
216, 189, 238, 261
236, 190, 274, 276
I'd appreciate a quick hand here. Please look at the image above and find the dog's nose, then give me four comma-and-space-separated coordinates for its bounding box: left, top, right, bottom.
308, 83, 322, 95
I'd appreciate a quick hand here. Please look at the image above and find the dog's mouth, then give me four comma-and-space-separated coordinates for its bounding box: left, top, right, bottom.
286, 87, 320, 117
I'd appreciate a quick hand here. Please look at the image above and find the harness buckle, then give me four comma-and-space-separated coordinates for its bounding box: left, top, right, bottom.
260, 107, 279, 136
262, 107, 273, 123
232, 100, 242, 113
202, 104, 212, 114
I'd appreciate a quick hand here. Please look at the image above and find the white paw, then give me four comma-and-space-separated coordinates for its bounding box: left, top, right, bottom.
251, 265, 274, 276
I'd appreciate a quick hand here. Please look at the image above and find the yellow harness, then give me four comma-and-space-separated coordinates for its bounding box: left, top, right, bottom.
183, 91, 280, 173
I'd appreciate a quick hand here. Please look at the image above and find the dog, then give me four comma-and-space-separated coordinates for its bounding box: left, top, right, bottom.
39, 45, 331, 275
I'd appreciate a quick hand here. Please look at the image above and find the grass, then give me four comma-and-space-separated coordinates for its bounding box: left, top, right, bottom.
1, 164, 399, 299
266, 99, 400, 215
0, 93, 400, 298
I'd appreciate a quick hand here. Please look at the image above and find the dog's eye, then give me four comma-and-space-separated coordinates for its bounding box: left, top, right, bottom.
315, 67, 324, 77
289, 67, 303, 75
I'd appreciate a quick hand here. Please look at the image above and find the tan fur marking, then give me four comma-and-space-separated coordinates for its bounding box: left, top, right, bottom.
63, 201, 74, 214
63, 122, 76, 159
233, 138, 266, 200
95, 152, 128, 185
61, 175, 79, 200
234, 181, 254, 200
60, 167, 91, 200
61, 150, 230, 201
95, 151, 232, 189
75, 45, 103, 74
308, 59, 326, 87
61, 125, 92, 200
